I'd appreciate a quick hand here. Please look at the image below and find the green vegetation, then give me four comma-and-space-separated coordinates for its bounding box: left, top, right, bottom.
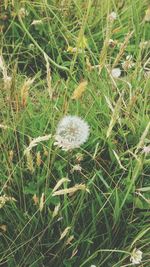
0, 0, 150, 266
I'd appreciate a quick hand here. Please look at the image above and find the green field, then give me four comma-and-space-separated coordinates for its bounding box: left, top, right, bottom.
0, 1, 150, 266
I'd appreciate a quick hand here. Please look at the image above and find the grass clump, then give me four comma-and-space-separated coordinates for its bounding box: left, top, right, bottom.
0, 0, 150, 266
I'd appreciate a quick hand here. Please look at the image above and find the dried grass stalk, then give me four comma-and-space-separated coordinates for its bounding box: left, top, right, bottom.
24, 134, 51, 155
21, 77, 35, 107
72, 81, 88, 100
44, 53, 52, 99
52, 178, 70, 193
52, 184, 88, 196
59, 226, 71, 240
32, 194, 39, 205
25, 150, 34, 173
36, 151, 42, 166
39, 193, 45, 212
4, 0, 8, 9
0, 124, 9, 129
112, 31, 134, 68
66, 235, 74, 245
0, 224, 7, 232
52, 203, 61, 218
0, 55, 12, 90
0, 195, 16, 209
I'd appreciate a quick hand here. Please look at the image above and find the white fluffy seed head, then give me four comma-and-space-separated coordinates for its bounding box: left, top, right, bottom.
111, 68, 121, 78
54, 115, 90, 151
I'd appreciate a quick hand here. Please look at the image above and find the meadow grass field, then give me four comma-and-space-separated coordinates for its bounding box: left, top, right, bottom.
0, 0, 150, 266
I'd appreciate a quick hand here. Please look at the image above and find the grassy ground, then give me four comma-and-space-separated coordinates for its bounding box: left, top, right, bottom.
0, 0, 150, 266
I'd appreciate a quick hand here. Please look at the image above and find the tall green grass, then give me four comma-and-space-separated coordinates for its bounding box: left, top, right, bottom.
0, 0, 150, 266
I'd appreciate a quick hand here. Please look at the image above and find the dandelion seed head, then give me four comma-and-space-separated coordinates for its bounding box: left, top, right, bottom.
111, 68, 121, 78
54, 115, 90, 151
130, 248, 142, 265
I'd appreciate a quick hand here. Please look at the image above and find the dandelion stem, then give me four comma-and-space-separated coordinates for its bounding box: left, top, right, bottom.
67, 150, 71, 176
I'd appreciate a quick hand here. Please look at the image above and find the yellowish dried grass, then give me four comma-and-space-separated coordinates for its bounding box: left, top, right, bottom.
21, 77, 35, 108
52, 184, 88, 196
72, 81, 88, 100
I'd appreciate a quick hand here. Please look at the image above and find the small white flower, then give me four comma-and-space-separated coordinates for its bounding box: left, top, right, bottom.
142, 145, 150, 154
122, 55, 135, 71
108, 39, 117, 48
54, 115, 90, 151
108, 12, 117, 21
111, 68, 121, 78
70, 164, 82, 173
130, 248, 142, 265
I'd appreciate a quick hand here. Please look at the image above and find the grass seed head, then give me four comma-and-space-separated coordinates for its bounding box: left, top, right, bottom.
25, 150, 34, 173
0, 195, 16, 209
36, 151, 42, 166
21, 77, 35, 108
71, 81, 88, 100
